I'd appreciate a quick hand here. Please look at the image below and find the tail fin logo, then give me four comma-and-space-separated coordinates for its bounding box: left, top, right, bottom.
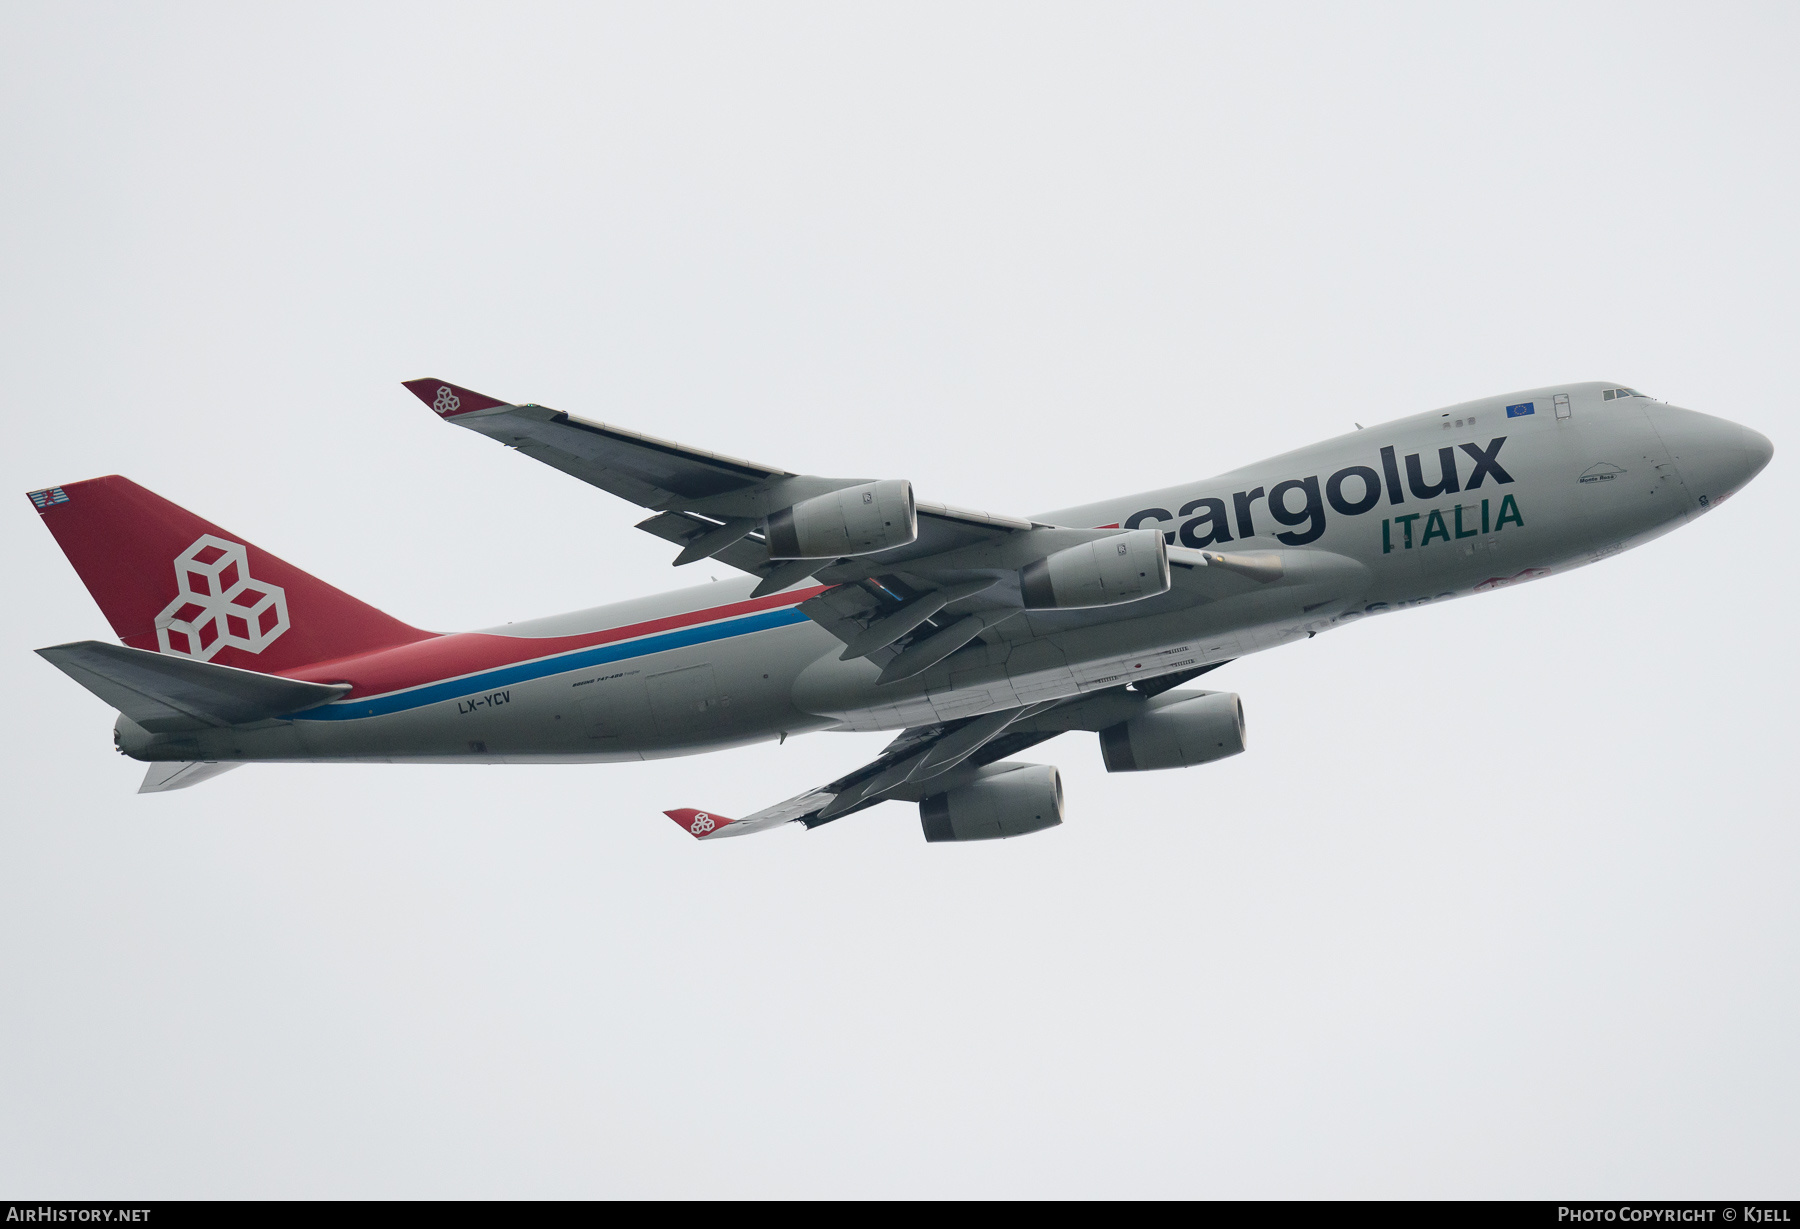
431, 386, 461, 416
154, 535, 291, 660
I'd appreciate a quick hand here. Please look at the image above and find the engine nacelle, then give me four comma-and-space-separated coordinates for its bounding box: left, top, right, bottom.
919, 763, 1064, 842
1099, 691, 1245, 772
765, 480, 917, 560
1020, 528, 1170, 609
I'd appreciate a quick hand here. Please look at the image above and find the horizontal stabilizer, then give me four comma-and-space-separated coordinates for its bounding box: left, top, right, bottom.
139, 761, 243, 793
37, 640, 349, 733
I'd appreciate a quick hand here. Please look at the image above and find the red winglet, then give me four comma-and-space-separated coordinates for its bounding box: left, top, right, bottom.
664, 808, 736, 839
401, 378, 512, 418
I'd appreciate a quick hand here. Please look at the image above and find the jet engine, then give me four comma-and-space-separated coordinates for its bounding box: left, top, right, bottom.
1020, 528, 1170, 609
919, 763, 1064, 842
1098, 691, 1245, 772
765, 480, 917, 560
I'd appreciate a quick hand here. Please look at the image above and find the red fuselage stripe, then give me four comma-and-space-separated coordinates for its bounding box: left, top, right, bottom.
280, 585, 832, 699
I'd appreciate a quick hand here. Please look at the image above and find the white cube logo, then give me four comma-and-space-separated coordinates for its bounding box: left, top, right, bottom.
154, 535, 290, 660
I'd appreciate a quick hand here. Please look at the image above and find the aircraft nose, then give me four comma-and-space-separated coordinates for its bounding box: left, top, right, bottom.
1649, 405, 1773, 510
1743, 424, 1774, 479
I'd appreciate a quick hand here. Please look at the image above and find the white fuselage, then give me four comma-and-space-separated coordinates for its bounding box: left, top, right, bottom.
116, 383, 1769, 766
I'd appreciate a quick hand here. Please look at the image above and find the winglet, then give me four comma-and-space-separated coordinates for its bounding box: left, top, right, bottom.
401, 378, 513, 419
664, 808, 737, 839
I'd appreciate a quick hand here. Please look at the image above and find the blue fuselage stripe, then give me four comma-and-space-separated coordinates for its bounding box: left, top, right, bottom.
291, 607, 811, 721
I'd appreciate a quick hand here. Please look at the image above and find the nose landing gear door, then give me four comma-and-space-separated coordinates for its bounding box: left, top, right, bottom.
1554, 393, 1572, 420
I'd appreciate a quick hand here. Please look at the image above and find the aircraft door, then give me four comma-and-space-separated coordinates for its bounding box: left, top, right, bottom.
648, 663, 726, 738
1555, 393, 1572, 420
578, 674, 653, 746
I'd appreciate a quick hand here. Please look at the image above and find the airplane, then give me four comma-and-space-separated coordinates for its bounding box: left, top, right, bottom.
30, 379, 1772, 842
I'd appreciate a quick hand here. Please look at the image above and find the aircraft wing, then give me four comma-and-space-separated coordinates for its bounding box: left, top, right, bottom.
402, 378, 795, 510
405, 379, 1227, 684
404, 378, 1052, 603
664, 668, 1225, 840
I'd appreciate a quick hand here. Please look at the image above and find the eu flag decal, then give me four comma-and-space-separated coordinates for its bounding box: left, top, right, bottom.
1506, 402, 1535, 418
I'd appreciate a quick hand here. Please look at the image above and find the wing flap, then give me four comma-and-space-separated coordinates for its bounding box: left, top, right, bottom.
635, 510, 827, 594
915, 502, 1036, 532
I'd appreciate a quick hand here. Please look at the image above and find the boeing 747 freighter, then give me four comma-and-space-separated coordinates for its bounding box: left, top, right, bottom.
31, 380, 1771, 842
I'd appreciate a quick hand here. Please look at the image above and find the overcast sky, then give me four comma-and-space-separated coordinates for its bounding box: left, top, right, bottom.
3, 1, 1796, 1198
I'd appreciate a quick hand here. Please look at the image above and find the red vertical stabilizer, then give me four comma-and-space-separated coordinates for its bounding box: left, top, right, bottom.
29, 475, 433, 674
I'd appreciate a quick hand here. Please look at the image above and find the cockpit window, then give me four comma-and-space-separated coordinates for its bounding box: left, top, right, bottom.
1602, 387, 1646, 401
